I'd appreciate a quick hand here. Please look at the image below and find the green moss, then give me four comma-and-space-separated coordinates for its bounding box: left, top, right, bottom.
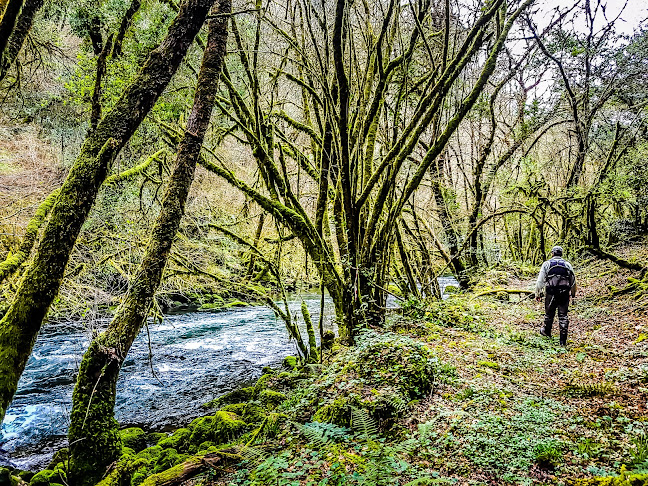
259, 389, 287, 409
188, 411, 246, 447
0, 468, 10, 484
220, 402, 265, 424
312, 396, 360, 427
135, 445, 163, 462
223, 300, 249, 308
30, 470, 61, 486
141, 457, 202, 486
147, 432, 167, 445
157, 427, 191, 452
221, 403, 247, 415
205, 386, 255, 408
478, 360, 501, 371
254, 373, 273, 394
130, 471, 147, 486
198, 441, 215, 452
119, 427, 147, 452
352, 340, 447, 398
151, 448, 189, 474
18, 471, 34, 483
46, 448, 68, 470
571, 466, 648, 485
283, 356, 298, 370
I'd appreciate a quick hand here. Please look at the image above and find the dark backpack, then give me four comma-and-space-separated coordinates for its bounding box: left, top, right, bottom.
545, 259, 573, 296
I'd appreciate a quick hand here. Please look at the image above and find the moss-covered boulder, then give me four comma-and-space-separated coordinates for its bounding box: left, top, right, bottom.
352, 340, 443, 398
259, 389, 286, 409
119, 427, 147, 452
17, 471, 34, 483
283, 356, 298, 370
30, 469, 64, 486
312, 396, 360, 427
151, 448, 189, 474
188, 411, 246, 447
135, 445, 163, 462
206, 386, 255, 408
0, 468, 11, 486
157, 427, 191, 452
221, 402, 265, 424
46, 449, 68, 470
146, 432, 167, 446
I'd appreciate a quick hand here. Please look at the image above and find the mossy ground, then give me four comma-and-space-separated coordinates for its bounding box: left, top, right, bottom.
14, 241, 648, 485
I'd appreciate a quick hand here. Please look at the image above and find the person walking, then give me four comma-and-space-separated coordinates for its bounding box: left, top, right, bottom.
535, 246, 577, 346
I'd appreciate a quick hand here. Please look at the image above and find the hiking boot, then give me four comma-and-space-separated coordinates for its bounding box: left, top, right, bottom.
559, 331, 567, 346
540, 328, 551, 338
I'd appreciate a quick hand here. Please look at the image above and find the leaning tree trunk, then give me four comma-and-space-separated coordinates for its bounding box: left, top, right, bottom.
0, 0, 43, 80
0, 0, 215, 424
0, 0, 24, 67
68, 4, 229, 484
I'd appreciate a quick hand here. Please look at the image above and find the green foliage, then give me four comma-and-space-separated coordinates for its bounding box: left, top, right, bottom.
533, 439, 563, 468
187, 411, 246, 449
258, 389, 286, 409
301, 422, 351, 448
424, 298, 484, 331
351, 408, 379, 440
157, 428, 191, 452
563, 382, 618, 397
119, 427, 147, 452
352, 332, 453, 399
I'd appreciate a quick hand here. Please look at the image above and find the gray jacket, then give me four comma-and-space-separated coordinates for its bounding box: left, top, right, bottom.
535, 257, 576, 297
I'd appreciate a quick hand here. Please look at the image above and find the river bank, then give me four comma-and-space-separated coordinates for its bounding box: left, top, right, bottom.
3, 242, 648, 485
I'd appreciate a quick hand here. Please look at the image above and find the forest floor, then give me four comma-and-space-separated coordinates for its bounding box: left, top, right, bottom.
11, 240, 648, 486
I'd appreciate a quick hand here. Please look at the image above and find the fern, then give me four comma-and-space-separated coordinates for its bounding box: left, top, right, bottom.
385, 393, 408, 414
301, 421, 350, 448
631, 433, 648, 467
563, 381, 617, 397
351, 407, 379, 440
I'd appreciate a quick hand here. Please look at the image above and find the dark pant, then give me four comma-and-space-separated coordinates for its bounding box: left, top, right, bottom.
543, 293, 570, 342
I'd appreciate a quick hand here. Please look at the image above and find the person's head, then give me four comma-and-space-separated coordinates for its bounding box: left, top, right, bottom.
551, 245, 563, 257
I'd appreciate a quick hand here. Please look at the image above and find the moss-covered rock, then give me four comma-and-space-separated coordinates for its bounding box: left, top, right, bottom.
151, 448, 189, 474
157, 427, 191, 452
312, 396, 360, 427
135, 445, 163, 462
259, 389, 287, 409
322, 330, 335, 350
253, 373, 273, 395
206, 386, 255, 408
30, 469, 62, 486
221, 402, 265, 424
352, 340, 444, 398
283, 356, 298, 370
0, 468, 11, 486
46, 449, 68, 470
146, 432, 167, 446
17, 472, 34, 483
188, 411, 246, 447
119, 427, 147, 452
197, 441, 216, 452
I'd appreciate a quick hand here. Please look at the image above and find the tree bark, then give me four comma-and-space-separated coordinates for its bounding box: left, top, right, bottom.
0, 0, 215, 425
0, 0, 43, 79
0, 0, 24, 67
68, 3, 228, 483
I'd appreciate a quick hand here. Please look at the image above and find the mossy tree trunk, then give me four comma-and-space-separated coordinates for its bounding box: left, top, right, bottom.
0, 0, 42, 79
67, 3, 229, 483
0, 0, 215, 424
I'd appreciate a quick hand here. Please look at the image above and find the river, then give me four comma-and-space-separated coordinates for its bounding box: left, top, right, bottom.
0, 278, 458, 470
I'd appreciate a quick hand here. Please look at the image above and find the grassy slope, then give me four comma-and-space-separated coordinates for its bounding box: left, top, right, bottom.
19, 240, 648, 486
211, 240, 648, 485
